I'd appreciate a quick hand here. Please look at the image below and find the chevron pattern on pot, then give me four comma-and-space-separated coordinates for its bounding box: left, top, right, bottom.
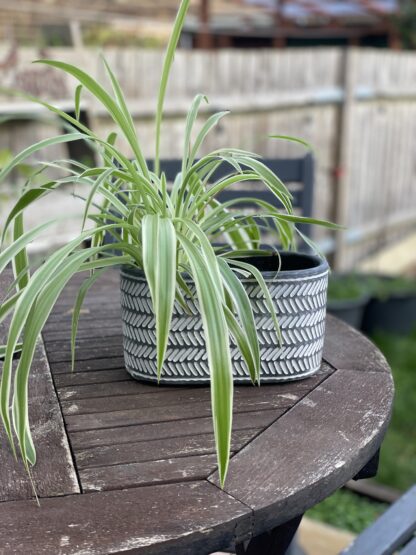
120, 268, 328, 384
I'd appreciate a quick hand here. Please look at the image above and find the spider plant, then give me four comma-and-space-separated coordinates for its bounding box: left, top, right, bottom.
0, 0, 338, 490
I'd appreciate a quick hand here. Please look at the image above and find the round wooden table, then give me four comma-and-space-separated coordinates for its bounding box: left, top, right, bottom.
0, 271, 394, 555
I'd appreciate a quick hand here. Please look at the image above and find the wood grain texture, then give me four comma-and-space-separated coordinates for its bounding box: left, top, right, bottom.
51, 356, 126, 374
0, 343, 80, 502
324, 314, 390, 373
45, 335, 123, 354
210, 368, 394, 536
54, 368, 131, 387
80, 453, 220, 492
58, 379, 175, 401
46, 344, 125, 364
43, 324, 123, 342
65, 396, 288, 433
62, 364, 332, 434
60, 379, 329, 416
70, 409, 280, 451
76, 429, 257, 470
0, 481, 252, 555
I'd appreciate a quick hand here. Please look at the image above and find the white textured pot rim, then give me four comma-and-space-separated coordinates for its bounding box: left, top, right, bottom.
121, 251, 329, 282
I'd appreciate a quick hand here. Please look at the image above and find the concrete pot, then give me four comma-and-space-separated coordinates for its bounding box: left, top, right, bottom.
120, 252, 329, 384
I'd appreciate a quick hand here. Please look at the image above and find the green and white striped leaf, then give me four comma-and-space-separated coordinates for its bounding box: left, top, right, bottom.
178, 233, 233, 487
142, 215, 177, 380
219, 258, 260, 383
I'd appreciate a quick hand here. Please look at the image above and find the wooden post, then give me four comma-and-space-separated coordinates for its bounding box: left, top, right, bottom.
332, 48, 356, 271
217, 34, 232, 48
69, 21, 84, 49
196, 0, 214, 49
388, 29, 402, 50
273, 0, 288, 48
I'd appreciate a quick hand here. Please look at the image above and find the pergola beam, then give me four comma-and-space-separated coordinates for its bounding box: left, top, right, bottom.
196, 0, 214, 49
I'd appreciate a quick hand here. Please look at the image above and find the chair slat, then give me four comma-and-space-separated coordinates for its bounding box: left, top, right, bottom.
150, 155, 314, 238
400, 535, 416, 555
341, 485, 416, 555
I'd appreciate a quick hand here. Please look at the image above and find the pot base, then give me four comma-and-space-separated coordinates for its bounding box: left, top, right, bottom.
124, 359, 323, 386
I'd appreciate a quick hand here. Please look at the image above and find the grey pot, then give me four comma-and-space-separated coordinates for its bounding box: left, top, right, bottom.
120, 252, 329, 385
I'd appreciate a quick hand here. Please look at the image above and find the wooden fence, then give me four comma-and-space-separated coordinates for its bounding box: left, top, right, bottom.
1, 46, 416, 269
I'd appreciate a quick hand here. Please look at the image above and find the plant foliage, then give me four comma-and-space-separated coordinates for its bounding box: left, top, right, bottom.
0, 0, 339, 490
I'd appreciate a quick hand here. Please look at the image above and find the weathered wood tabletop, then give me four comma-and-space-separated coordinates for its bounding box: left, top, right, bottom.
0, 270, 394, 555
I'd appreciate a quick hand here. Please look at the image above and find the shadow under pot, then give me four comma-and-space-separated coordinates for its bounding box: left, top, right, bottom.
120, 252, 329, 385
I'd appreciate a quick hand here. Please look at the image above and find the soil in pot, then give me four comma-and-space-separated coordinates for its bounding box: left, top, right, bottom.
120, 251, 329, 385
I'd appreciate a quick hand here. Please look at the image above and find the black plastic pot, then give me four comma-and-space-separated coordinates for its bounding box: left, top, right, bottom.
362, 283, 416, 335
327, 294, 370, 329
326, 273, 370, 329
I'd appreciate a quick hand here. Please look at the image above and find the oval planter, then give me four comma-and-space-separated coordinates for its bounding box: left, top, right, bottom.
120, 252, 329, 384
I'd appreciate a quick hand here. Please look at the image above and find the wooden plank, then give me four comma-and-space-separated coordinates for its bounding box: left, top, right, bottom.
58, 379, 159, 400
43, 325, 124, 342
47, 344, 125, 364
44, 334, 123, 354
210, 368, 394, 537
51, 356, 126, 375
57, 359, 332, 402
57, 271, 118, 290
54, 368, 131, 387
342, 485, 416, 555
345, 479, 401, 504
324, 315, 390, 373
44, 335, 123, 355
44, 308, 121, 324
333, 48, 356, 271
76, 429, 257, 470
60, 381, 324, 416
63, 365, 334, 432
0, 343, 80, 502
80, 454, 219, 492
43, 314, 121, 330
62, 386, 284, 415
49, 297, 120, 310
0, 481, 251, 555
70, 409, 280, 451
65, 395, 292, 433
44, 310, 121, 326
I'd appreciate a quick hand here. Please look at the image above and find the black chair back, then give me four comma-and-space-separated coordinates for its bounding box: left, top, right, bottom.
148, 154, 314, 239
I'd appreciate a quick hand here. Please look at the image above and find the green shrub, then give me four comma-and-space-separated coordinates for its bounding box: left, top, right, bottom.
307, 489, 387, 535
328, 275, 369, 302
373, 329, 416, 491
